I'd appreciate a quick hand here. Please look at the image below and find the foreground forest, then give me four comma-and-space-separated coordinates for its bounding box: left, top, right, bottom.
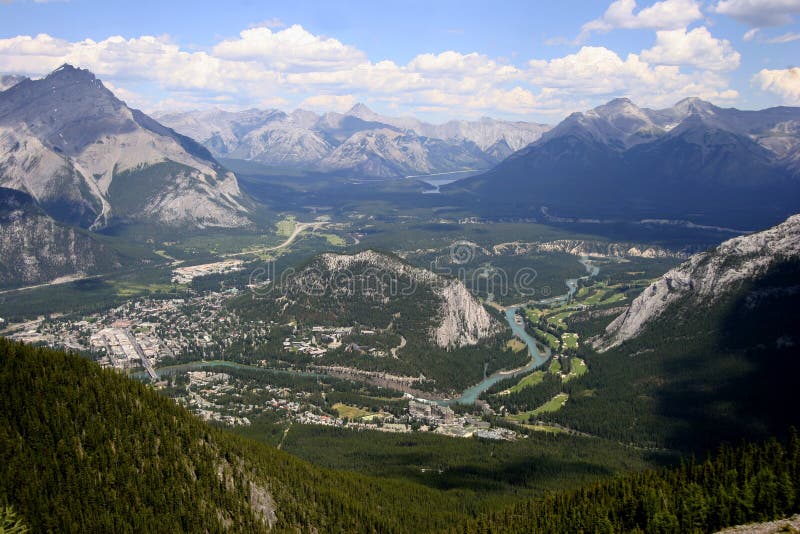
1, 339, 799, 532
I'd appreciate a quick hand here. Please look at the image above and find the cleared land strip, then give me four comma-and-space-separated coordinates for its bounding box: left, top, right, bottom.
225, 222, 329, 258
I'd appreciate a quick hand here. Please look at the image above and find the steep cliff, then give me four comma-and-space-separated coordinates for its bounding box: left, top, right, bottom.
599, 214, 800, 350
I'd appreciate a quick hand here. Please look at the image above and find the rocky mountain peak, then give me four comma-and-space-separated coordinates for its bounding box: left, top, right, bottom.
671, 97, 717, 117
0, 65, 251, 229
590, 97, 652, 125
47, 63, 97, 82
346, 103, 376, 118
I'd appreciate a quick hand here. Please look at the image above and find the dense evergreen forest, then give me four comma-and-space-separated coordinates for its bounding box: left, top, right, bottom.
0, 339, 485, 532
2, 338, 799, 532
229, 252, 526, 391
457, 435, 800, 533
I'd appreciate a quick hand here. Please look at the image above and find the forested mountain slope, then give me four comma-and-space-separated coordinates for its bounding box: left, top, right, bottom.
0, 339, 480, 532
458, 436, 800, 534
446, 98, 800, 229
229, 250, 521, 391
0, 187, 129, 289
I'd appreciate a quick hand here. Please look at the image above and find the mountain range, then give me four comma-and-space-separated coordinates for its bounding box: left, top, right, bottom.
158, 104, 549, 178
0, 65, 251, 230
446, 97, 800, 230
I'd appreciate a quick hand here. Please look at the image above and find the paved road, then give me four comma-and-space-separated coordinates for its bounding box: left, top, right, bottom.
226, 222, 328, 258
124, 329, 158, 380
0, 274, 101, 296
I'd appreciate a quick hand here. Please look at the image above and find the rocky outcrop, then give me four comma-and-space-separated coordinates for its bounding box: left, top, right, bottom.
433, 280, 498, 347
598, 214, 800, 351
492, 240, 687, 259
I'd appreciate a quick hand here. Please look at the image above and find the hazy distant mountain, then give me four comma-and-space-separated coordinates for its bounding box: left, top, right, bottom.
0, 65, 251, 229
344, 103, 550, 154
315, 128, 495, 178
446, 98, 800, 230
158, 104, 549, 178
0, 187, 126, 288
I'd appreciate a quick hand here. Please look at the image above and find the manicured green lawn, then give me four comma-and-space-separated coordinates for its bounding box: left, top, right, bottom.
504, 370, 545, 394
504, 393, 569, 423
320, 233, 346, 246
533, 393, 569, 415
332, 403, 372, 420
276, 215, 297, 237
562, 332, 579, 350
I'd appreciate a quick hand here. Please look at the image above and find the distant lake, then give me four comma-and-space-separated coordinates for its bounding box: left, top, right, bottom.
407, 170, 482, 193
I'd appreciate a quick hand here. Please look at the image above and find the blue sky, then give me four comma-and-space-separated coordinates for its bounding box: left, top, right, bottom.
1, 0, 798, 122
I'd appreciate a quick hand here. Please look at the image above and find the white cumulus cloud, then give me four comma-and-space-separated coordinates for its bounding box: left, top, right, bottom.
299, 94, 357, 112
528, 46, 738, 107
0, 23, 742, 120
641, 27, 741, 71
213, 25, 366, 72
580, 0, 703, 39
713, 0, 800, 27
753, 67, 800, 103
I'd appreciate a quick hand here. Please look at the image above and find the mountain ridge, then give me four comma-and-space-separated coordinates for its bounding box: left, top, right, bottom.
446, 97, 800, 229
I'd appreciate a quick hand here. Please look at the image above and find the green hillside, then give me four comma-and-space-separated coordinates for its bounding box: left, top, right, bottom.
458, 435, 800, 533
229, 250, 525, 392
0, 339, 481, 532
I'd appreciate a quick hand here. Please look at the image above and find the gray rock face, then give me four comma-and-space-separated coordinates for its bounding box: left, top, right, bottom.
158, 104, 550, 178
0, 187, 122, 288
599, 214, 800, 350
0, 65, 250, 229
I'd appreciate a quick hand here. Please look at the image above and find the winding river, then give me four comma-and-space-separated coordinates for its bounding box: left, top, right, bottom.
441, 306, 549, 405
140, 257, 600, 405
441, 256, 599, 404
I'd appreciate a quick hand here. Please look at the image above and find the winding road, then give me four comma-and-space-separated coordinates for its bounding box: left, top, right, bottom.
390, 335, 406, 359
226, 221, 329, 258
